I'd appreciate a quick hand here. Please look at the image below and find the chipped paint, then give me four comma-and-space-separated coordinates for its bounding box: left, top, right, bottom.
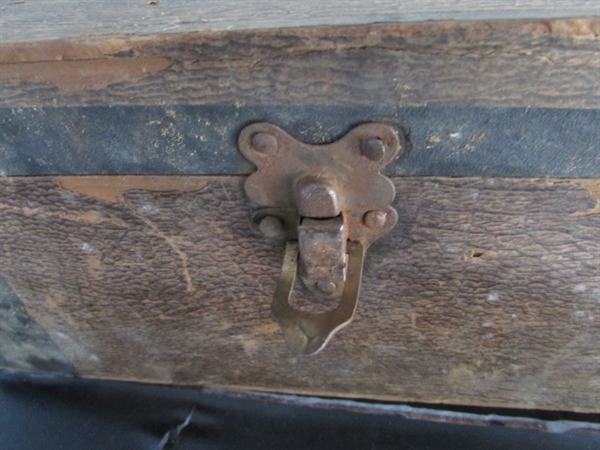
571, 180, 600, 217
0, 57, 173, 93
57, 176, 211, 203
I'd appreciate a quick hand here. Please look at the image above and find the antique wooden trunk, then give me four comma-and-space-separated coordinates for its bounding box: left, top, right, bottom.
0, 1, 598, 415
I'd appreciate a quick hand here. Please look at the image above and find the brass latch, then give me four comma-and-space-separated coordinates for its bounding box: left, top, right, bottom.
239, 123, 403, 354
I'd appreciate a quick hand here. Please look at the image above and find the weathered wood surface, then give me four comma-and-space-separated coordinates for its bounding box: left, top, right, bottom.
1, 176, 598, 412
1, 0, 598, 44
1, 19, 599, 109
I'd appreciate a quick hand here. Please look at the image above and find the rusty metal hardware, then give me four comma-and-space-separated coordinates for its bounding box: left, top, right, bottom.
239, 122, 403, 354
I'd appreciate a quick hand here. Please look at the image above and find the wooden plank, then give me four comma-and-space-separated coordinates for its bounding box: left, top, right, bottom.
1, 0, 598, 44
1, 19, 599, 109
0, 176, 598, 412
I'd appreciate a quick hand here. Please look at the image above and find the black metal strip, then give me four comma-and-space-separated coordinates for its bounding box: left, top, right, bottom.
1, 105, 598, 177
1, 372, 599, 450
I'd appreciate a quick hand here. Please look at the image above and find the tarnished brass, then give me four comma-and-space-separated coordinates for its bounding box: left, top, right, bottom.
239, 122, 403, 354
272, 241, 366, 355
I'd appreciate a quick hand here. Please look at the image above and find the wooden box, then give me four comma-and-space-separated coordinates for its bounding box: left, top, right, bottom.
1, 2, 598, 413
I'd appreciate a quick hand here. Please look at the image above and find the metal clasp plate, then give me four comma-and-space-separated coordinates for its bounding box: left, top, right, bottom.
238, 123, 403, 354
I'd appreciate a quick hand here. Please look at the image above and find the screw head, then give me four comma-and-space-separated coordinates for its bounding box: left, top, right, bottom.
360, 137, 385, 162
364, 210, 388, 229
251, 132, 278, 154
259, 215, 283, 238
316, 281, 337, 296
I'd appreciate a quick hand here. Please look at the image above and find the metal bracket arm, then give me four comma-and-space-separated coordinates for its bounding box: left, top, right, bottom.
272, 241, 365, 355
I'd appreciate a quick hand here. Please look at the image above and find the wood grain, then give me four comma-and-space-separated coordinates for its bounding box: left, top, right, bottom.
0, 176, 598, 412
1, 19, 599, 109
1, 0, 598, 44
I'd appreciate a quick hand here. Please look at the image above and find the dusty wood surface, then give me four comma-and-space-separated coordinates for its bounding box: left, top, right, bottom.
0, 176, 598, 412
1, 0, 598, 44
1, 19, 599, 109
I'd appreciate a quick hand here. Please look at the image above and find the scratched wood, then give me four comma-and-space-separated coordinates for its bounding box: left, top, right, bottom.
0, 176, 598, 412
1, 0, 598, 44
1, 18, 599, 109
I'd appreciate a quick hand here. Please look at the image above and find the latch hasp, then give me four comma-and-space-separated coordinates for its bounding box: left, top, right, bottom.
238, 122, 403, 354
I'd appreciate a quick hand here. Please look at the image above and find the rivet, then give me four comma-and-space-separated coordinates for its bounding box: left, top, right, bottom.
360, 137, 385, 162
364, 210, 388, 229
259, 216, 283, 238
251, 132, 278, 154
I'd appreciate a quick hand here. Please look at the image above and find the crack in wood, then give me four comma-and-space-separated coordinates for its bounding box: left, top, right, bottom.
122, 196, 195, 293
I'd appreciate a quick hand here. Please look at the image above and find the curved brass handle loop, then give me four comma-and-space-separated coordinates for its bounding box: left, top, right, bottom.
271, 241, 366, 354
